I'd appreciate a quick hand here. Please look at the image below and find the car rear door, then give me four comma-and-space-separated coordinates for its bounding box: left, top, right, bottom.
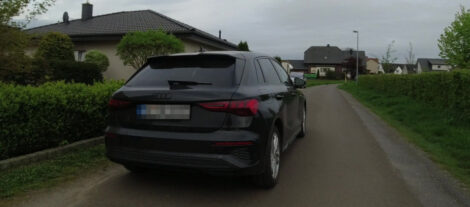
256, 58, 291, 145
270, 59, 299, 140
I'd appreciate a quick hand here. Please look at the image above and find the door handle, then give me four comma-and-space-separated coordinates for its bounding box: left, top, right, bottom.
275, 94, 284, 100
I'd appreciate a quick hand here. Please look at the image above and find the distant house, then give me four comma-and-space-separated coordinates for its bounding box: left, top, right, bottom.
388, 64, 417, 75
284, 60, 307, 73
366, 58, 380, 74
416, 58, 452, 73
281, 61, 294, 73
304, 45, 366, 77
26, 3, 237, 80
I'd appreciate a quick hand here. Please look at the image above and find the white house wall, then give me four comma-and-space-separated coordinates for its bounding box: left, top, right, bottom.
431, 64, 452, 71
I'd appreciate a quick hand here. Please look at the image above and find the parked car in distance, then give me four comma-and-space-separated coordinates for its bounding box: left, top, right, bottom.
105, 51, 307, 188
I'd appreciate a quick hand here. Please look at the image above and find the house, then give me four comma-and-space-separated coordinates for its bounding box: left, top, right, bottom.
416, 58, 452, 73
284, 60, 307, 73
279, 45, 367, 78
281, 61, 293, 73
388, 63, 417, 74
26, 2, 238, 80
366, 58, 380, 74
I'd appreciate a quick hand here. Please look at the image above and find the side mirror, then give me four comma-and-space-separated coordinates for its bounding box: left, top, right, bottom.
293, 77, 306, 88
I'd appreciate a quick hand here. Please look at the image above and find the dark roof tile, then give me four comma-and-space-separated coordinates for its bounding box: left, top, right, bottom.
26, 10, 236, 48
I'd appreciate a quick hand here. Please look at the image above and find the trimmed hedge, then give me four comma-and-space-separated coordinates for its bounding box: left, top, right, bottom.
0, 81, 124, 159
51, 61, 103, 85
358, 70, 470, 123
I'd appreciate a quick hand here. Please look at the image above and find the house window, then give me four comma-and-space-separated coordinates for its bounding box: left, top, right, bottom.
437, 65, 441, 69
74, 50, 86, 62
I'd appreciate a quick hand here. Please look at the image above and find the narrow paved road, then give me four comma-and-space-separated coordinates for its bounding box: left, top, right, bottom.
14, 85, 469, 207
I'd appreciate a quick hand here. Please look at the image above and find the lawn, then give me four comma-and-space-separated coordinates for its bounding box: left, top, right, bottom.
0, 144, 110, 199
306, 79, 345, 87
340, 83, 470, 187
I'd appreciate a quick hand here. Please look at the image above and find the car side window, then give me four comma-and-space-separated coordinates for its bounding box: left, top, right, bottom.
270, 59, 292, 86
257, 58, 282, 85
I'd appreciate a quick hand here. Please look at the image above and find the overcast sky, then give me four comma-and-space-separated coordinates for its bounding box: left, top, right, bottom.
23, 0, 470, 62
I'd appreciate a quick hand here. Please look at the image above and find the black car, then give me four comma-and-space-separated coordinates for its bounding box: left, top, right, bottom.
105, 51, 307, 188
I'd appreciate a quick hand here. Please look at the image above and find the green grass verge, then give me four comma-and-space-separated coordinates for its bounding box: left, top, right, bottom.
306, 79, 345, 87
340, 83, 470, 187
0, 144, 110, 199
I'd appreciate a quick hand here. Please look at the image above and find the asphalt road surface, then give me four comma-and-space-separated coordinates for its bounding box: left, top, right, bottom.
11, 85, 470, 207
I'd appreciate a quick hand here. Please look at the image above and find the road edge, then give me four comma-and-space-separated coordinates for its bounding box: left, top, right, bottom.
0, 136, 104, 170
338, 87, 470, 207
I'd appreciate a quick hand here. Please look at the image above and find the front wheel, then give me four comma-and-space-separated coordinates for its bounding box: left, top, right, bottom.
253, 128, 280, 188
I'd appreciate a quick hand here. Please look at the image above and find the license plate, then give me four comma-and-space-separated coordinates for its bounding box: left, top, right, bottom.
136, 104, 190, 120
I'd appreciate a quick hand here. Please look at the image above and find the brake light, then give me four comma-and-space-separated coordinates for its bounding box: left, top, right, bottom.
108, 99, 131, 109
199, 99, 258, 116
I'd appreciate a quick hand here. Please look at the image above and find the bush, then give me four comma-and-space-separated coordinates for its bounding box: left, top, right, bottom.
35, 32, 74, 61
50, 61, 103, 84
0, 80, 124, 159
325, 70, 340, 80
84, 50, 109, 72
358, 70, 470, 123
117, 30, 184, 69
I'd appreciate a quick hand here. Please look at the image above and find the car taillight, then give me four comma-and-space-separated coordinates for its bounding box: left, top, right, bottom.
199, 99, 259, 116
108, 99, 131, 109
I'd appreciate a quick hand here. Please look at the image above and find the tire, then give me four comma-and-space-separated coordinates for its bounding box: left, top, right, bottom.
297, 106, 307, 138
124, 164, 146, 173
253, 127, 281, 188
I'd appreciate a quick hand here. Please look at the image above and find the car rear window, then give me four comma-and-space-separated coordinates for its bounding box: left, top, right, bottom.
126, 55, 237, 88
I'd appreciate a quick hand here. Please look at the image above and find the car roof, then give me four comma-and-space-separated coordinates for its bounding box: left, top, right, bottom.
148, 51, 272, 61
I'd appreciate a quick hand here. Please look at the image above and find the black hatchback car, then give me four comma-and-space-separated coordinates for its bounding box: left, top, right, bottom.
106, 51, 306, 188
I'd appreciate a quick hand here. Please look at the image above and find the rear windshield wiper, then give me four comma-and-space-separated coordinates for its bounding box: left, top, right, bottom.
168, 80, 213, 86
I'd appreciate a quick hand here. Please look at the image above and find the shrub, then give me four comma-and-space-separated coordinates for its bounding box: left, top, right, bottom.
84, 50, 109, 72
35, 32, 74, 61
117, 30, 184, 69
50, 60, 103, 84
0, 80, 124, 159
325, 70, 337, 80
358, 71, 470, 123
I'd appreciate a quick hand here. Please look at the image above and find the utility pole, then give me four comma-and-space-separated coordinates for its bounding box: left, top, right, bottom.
353, 30, 359, 84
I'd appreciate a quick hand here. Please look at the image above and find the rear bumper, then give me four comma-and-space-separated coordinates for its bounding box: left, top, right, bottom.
105, 127, 265, 175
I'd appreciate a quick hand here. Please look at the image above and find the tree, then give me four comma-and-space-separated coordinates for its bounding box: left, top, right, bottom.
381, 40, 398, 73
274, 56, 282, 63
238, 41, 249, 51
35, 32, 75, 61
405, 42, 416, 65
0, 25, 32, 83
0, 0, 56, 27
438, 6, 470, 69
84, 50, 109, 72
117, 30, 184, 69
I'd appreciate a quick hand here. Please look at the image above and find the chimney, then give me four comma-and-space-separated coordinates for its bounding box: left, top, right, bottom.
219, 30, 221, 39
327, 44, 330, 47
63, 12, 69, 24
82, 2, 93, 21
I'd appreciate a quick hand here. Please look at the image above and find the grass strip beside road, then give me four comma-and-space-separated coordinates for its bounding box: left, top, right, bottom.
0, 144, 110, 199
306, 79, 344, 87
340, 83, 470, 188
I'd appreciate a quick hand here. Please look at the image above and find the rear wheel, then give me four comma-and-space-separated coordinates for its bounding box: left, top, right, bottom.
253, 127, 280, 188
298, 106, 307, 138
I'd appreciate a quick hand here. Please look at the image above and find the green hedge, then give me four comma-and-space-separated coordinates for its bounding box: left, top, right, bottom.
50, 60, 104, 85
358, 70, 470, 123
0, 81, 124, 159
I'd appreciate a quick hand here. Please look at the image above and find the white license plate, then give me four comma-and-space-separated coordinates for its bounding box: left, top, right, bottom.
136, 104, 190, 120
